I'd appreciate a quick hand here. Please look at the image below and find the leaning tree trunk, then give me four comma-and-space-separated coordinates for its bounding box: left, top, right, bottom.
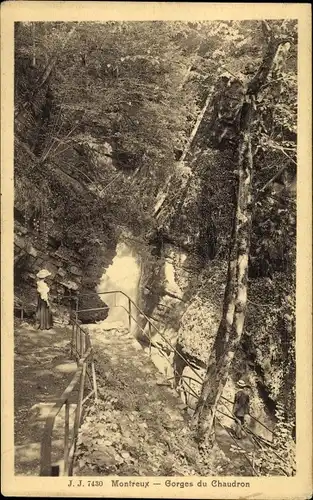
192, 130, 253, 442
154, 87, 214, 220
192, 21, 288, 445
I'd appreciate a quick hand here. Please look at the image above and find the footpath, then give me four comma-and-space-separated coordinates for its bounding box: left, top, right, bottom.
14, 320, 257, 476
14, 321, 77, 475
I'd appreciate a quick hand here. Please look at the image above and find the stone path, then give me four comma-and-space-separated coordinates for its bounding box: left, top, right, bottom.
14, 321, 77, 475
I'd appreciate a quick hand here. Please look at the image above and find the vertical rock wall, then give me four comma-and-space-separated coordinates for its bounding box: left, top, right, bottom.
14, 217, 116, 322
14, 219, 83, 316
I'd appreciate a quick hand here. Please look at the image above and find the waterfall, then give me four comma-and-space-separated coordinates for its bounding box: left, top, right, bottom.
97, 242, 141, 331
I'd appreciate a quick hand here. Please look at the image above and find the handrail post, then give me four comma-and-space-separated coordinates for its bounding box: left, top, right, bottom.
73, 363, 86, 438
64, 400, 70, 475
80, 328, 84, 357
128, 298, 131, 333
75, 297, 78, 322
40, 424, 53, 476
91, 359, 98, 403
76, 324, 80, 358
71, 321, 75, 358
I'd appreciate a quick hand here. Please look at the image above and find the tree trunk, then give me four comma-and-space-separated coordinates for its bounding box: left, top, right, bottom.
32, 23, 36, 68
154, 87, 214, 219
192, 131, 253, 442
36, 25, 77, 92
192, 22, 287, 445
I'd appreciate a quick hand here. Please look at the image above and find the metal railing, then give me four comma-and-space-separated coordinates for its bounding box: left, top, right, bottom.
74, 290, 274, 441
74, 290, 205, 403
39, 318, 98, 476
178, 373, 275, 439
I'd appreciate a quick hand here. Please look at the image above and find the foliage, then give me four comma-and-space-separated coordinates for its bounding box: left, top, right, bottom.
17, 21, 198, 182
14, 21, 200, 283
15, 20, 297, 275
244, 269, 296, 421
251, 191, 296, 277
177, 261, 227, 363
254, 402, 296, 476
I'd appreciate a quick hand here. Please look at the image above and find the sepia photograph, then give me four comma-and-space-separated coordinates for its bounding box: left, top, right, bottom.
1, 2, 312, 498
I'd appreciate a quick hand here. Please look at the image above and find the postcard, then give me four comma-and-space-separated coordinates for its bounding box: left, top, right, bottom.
1, 2, 312, 498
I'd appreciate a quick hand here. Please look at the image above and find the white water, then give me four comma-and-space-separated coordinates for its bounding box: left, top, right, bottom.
96, 242, 141, 331
163, 252, 183, 298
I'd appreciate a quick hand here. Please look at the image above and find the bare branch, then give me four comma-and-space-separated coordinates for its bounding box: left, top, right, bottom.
256, 161, 293, 199
267, 142, 297, 163
37, 25, 78, 91
98, 173, 122, 197
15, 135, 94, 198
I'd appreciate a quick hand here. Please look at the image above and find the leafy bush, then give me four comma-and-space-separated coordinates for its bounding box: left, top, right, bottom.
254, 402, 296, 476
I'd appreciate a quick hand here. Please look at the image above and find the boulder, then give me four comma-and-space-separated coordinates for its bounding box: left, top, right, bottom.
25, 241, 38, 258
76, 290, 109, 324
59, 279, 79, 291
43, 262, 58, 277
15, 222, 28, 236
57, 267, 67, 278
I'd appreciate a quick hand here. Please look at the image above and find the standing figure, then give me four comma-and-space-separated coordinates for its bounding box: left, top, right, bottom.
36, 269, 53, 330
233, 379, 251, 439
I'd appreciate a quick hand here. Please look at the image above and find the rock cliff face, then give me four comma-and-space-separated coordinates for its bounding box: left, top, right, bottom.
14, 218, 82, 312
135, 247, 276, 434
14, 212, 115, 323
135, 244, 206, 356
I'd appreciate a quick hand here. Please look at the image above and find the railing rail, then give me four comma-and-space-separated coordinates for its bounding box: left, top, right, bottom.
75, 291, 205, 383
40, 318, 97, 476
75, 292, 204, 407
179, 374, 275, 437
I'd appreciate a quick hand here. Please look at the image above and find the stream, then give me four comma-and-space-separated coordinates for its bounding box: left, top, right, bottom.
96, 242, 141, 332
